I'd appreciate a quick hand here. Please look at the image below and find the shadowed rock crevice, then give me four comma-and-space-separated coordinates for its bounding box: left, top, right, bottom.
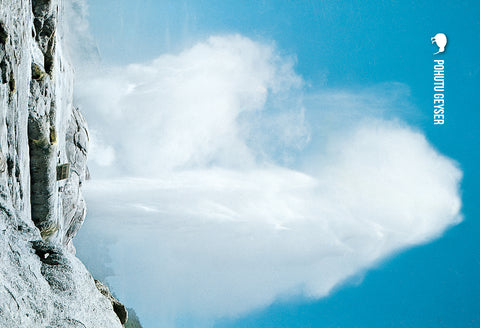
32, 0, 57, 75
28, 108, 58, 240
95, 280, 129, 325
31, 240, 73, 292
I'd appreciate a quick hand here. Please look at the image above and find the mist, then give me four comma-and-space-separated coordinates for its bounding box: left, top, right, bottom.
73, 35, 462, 327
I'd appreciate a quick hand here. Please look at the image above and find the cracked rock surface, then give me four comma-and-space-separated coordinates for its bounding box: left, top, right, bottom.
0, 0, 125, 326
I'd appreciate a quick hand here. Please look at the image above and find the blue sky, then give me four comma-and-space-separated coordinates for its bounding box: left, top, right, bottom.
77, 1, 479, 327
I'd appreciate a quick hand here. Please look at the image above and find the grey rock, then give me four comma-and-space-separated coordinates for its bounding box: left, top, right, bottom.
0, 151, 6, 173
31, 62, 46, 80
0, 0, 125, 327
32, 0, 54, 19
125, 308, 144, 328
0, 21, 8, 44
95, 280, 129, 325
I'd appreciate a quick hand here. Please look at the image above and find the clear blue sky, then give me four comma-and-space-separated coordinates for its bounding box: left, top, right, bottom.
83, 1, 480, 327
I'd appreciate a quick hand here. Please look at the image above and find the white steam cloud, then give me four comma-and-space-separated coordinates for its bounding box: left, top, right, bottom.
74, 35, 462, 327
75, 35, 306, 176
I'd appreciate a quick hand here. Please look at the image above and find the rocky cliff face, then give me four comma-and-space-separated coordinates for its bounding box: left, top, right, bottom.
0, 0, 125, 326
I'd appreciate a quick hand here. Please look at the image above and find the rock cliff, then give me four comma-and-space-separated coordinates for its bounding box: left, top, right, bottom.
0, 0, 125, 326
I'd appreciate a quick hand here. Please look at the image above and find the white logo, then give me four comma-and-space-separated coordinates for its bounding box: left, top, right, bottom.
431, 33, 447, 55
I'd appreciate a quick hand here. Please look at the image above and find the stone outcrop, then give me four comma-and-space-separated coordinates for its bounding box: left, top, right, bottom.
125, 308, 144, 328
94, 280, 128, 325
0, 0, 125, 326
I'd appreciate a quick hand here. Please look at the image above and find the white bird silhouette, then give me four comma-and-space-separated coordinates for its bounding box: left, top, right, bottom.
431, 33, 447, 55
